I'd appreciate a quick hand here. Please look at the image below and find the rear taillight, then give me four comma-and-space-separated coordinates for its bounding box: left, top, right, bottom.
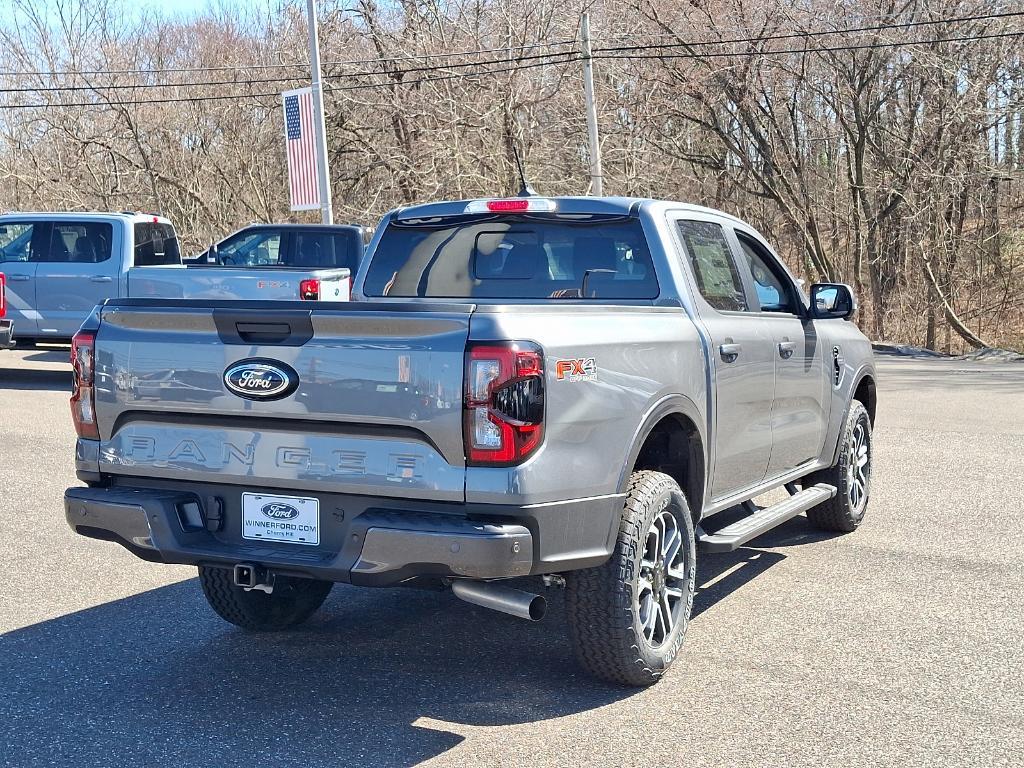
464, 342, 545, 466
299, 276, 351, 301
70, 331, 99, 439
0, 273, 6, 318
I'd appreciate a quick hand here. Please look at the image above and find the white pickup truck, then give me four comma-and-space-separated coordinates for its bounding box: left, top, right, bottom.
0, 211, 354, 344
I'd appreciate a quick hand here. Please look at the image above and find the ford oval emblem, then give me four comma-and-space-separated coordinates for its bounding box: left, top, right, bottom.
224, 359, 299, 401
261, 502, 300, 520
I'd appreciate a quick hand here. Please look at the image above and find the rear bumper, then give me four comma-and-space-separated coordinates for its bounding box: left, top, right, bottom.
0, 320, 14, 349
64, 483, 621, 585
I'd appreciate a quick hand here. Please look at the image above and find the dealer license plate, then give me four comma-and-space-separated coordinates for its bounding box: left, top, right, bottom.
241, 492, 320, 546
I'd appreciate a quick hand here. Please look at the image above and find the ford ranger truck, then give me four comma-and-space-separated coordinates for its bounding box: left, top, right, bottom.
64, 196, 876, 686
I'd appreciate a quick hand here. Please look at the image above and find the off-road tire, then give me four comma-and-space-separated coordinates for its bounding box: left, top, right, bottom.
805, 399, 872, 532
565, 470, 696, 687
198, 566, 333, 631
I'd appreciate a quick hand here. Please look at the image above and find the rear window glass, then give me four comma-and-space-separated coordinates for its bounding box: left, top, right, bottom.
134, 222, 180, 266
363, 217, 658, 299
291, 230, 360, 270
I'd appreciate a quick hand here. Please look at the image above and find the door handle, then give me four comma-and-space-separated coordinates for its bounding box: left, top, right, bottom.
778, 341, 797, 359
719, 343, 742, 362
6, 273, 30, 282
89, 275, 114, 283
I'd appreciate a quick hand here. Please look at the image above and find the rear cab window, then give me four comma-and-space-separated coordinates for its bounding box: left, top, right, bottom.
291, 230, 360, 270
363, 216, 658, 299
134, 222, 180, 266
49, 222, 113, 263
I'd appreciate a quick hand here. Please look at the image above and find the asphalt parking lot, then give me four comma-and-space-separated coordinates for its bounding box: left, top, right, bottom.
1, 347, 1021, 768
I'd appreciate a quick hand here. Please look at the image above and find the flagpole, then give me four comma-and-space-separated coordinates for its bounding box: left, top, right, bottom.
306, 0, 333, 224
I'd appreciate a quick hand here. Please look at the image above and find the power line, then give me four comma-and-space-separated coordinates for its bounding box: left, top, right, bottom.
0, 38, 578, 78
0, 48, 581, 95
0, 55, 579, 109
593, 9, 1024, 54
1, 9, 1018, 85
323, 38, 578, 69
595, 30, 1024, 62
1, 26, 1021, 108
326, 52, 580, 93
598, 8, 1024, 42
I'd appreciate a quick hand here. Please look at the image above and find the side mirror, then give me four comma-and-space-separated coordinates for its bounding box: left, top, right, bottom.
810, 283, 856, 320
206, 243, 218, 264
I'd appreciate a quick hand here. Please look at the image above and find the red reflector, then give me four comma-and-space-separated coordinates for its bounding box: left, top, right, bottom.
299, 278, 320, 301
486, 199, 531, 212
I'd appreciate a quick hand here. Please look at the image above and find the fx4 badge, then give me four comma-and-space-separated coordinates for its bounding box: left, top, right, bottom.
555, 357, 597, 382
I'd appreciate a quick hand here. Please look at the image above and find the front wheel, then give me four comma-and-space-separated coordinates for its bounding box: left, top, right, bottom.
805, 399, 872, 532
565, 470, 697, 686
198, 567, 333, 631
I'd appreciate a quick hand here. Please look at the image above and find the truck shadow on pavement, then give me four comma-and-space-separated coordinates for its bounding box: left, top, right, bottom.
0, 518, 830, 768
0, 366, 70, 391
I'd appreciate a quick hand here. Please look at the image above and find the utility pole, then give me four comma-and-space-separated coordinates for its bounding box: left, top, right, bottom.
306, 0, 333, 224
580, 12, 604, 196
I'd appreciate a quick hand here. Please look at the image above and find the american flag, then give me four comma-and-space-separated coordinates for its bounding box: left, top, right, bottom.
282, 88, 320, 211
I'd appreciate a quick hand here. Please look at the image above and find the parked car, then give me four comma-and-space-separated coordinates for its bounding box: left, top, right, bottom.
0, 212, 352, 345
63, 195, 876, 686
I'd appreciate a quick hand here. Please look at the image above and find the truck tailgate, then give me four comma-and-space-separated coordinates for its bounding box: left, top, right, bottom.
93, 300, 471, 501
128, 266, 351, 301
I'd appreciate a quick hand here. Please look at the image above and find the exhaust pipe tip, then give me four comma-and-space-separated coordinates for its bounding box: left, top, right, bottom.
451, 579, 547, 621
528, 594, 546, 621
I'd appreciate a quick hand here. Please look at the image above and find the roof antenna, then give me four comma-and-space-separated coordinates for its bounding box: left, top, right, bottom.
512, 145, 537, 197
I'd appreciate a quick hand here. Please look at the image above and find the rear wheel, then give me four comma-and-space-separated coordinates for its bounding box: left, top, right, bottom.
565, 470, 696, 686
198, 566, 333, 631
805, 399, 872, 532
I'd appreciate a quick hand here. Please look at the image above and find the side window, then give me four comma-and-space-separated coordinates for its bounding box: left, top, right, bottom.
47, 222, 113, 264
676, 220, 748, 312
293, 232, 337, 268
736, 232, 798, 313
220, 230, 282, 266
0, 222, 36, 262
329, 232, 358, 270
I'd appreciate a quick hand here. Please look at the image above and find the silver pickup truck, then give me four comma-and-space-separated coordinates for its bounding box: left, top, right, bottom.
63, 196, 876, 686
0, 212, 354, 344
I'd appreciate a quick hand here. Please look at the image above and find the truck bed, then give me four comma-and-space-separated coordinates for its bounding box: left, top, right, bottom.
128, 266, 351, 302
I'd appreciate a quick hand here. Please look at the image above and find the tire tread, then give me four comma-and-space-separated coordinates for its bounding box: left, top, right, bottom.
565, 470, 695, 686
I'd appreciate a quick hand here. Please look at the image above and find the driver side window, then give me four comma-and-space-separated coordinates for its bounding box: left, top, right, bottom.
736, 232, 798, 314
219, 230, 282, 266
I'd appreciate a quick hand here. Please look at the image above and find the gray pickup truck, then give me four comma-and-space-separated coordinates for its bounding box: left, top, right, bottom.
0, 212, 355, 344
64, 196, 876, 686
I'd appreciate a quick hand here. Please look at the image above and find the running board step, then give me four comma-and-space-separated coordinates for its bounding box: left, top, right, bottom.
697, 483, 837, 553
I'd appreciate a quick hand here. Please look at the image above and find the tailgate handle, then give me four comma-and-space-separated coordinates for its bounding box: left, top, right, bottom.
213, 310, 314, 346
236, 322, 292, 344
